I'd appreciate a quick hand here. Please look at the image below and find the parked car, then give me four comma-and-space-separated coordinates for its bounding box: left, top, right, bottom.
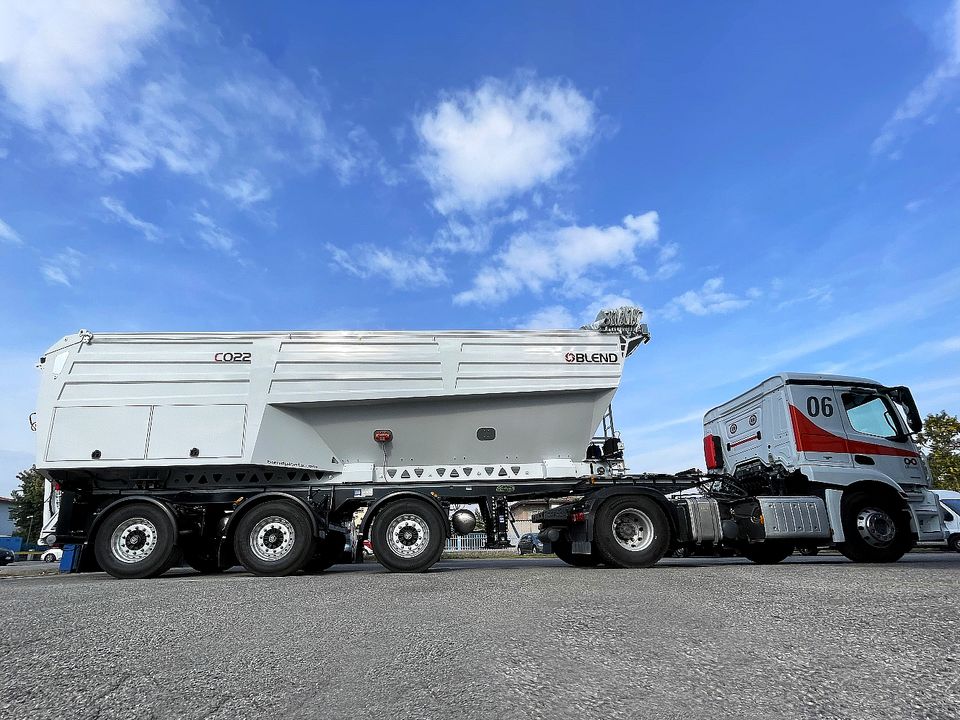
362, 540, 374, 557
935, 490, 960, 552
0, 547, 15, 566
517, 533, 543, 555
41, 547, 63, 563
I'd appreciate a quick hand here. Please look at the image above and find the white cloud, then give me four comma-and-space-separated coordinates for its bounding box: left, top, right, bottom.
661, 277, 752, 319
40, 247, 85, 287
416, 74, 597, 214
0, 217, 23, 245
775, 285, 833, 310
223, 171, 272, 207
192, 212, 237, 254
326, 243, 448, 288
862, 334, 960, 372
734, 266, 960, 381
0, 1, 171, 134
519, 293, 642, 331
625, 409, 707, 436
0, 4, 386, 210
517, 305, 577, 330
100, 196, 160, 242
455, 212, 659, 305
872, 0, 960, 155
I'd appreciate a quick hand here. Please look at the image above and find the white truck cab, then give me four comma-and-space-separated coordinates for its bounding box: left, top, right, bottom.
703, 373, 945, 562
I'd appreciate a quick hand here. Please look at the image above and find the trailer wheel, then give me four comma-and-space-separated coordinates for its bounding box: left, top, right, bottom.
552, 538, 601, 567
837, 490, 912, 563
593, 495, 670, 568
94, 502, 180, 579
233, 500, 316, 576
370, 499, 445, 573
740, 541, 794, 564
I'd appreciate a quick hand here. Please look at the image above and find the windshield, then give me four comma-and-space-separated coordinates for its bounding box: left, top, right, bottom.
842, 392, 903, 440
942, 499, 960, 515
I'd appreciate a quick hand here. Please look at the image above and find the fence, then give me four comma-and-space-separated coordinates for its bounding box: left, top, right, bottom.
445, 532, 488, 551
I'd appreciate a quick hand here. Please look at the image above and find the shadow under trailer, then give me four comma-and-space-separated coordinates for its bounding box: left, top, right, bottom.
32, 307, 945, 578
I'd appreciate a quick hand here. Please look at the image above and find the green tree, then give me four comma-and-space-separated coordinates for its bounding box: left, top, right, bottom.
917, 411, 960, 492
10, 467, 45, 541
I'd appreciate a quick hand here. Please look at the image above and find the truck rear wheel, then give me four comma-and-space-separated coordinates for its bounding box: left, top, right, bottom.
370, 499, 445, 573
740, 541, 794, 564
233, 500, 316, 576
837, 490, 912, 563
94, 502, 180, 579
552, 538, 601, 567
592, 495, 670, 568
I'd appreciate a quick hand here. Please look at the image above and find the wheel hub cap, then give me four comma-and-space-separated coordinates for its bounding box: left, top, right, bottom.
110, 518, 159, 564
250, 516, 296, 562
386, 514, 430, 558
611, 508, 654, 552
856, 508, 896, 547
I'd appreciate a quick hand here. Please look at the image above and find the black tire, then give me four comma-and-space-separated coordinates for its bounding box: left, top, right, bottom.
740, 541, 794, 565
233, 500, 316, 576
592, 495, 671, 568
183, 542, 224, 574
94, 502, 180, 579
552, 538, 601, 567
837, 490, 913, 563
43, 553, 56, 563
303, 531, 347, 573
797, 543, 820, 557
948, 534, 960, 553
370, 499, 445, 573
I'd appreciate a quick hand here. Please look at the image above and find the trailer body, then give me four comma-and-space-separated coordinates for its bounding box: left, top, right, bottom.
36, 319, 644, 486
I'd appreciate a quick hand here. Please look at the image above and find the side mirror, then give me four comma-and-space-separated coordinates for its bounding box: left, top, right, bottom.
884, 386, 923, 433
943, 510, 955, 523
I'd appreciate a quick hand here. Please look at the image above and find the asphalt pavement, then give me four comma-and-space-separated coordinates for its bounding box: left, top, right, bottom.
2, 553, 959, 720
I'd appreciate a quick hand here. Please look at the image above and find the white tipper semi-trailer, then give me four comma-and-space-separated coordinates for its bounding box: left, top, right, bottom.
32, 307, 945, 578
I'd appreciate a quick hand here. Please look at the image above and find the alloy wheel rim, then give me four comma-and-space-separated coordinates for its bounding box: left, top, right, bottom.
111, 518, 159, 564
386, 514, 430, 558
611, 508, 655, 552
250, 516, 296, 562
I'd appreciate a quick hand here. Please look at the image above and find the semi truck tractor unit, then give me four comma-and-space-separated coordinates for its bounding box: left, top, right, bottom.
32, 307, 944, 578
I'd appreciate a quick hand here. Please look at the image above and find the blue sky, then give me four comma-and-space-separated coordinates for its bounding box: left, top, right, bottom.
1, 0, 959, 495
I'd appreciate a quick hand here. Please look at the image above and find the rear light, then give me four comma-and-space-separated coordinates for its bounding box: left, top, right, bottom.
703, 434, 723, 470
373, 429, 393, 443
570, 511, 586, 523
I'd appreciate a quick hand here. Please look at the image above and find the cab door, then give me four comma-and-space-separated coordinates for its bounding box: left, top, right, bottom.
834, 390, 922, 485
785, 384, 852, 466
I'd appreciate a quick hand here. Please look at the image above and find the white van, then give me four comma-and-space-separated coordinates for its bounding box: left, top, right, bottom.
934, 490, 960, 552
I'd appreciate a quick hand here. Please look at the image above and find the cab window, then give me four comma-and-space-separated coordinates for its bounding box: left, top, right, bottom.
842, 393, 902, 440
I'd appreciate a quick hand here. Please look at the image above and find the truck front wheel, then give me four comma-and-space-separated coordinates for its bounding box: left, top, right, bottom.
370, 499, 445, 573
233, 500, 316, 576
94, 502, 181, 579
592, 495, 670, 568
837, 490, 912, 563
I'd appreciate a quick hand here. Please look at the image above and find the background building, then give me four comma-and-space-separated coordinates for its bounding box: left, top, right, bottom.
0, 496, 14, 536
